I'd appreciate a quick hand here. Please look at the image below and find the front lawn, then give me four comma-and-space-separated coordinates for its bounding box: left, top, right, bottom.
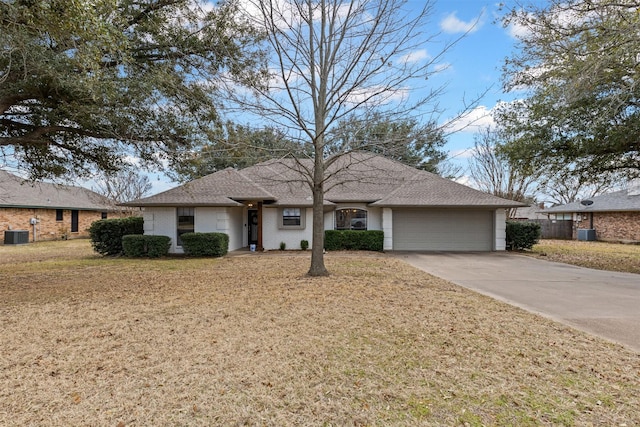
528, 239, 640, 274
1, 240, 638, 426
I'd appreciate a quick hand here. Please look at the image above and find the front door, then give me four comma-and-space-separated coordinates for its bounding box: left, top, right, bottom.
248, 210, 258, 245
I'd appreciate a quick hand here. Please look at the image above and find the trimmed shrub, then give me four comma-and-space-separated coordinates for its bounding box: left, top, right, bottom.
180, 232, 229, 257
122, 235, 146, 257
506, 221, 541, 251
89, 216, 144, 255
146, 235, 171, 258
324, 230, 384, 252
123, 235, 171, 258
300, 239, 309, 250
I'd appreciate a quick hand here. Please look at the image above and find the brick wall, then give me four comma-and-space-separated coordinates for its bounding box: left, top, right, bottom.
573, 211, 640, 243
1, 207, 105, 242
593, 212, 640, 243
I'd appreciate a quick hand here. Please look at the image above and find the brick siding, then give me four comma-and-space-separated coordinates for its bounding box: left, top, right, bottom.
1, 207, 105, 242
594, 212, 640, 242
573, 211, 640, 243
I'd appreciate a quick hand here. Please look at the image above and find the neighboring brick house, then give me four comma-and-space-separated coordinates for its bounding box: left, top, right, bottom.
543, 186, 640, 243
1, 170, 116, 242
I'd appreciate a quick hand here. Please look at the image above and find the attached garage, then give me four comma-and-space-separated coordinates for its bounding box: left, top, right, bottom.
392, 209, 494, 251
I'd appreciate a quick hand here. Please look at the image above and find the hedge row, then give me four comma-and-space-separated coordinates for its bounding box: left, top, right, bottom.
506, 221, 541, 251
180, 232, 229, 257
88, 216, 144, 255
324, 230, 384, 252
122, 235, 171, 258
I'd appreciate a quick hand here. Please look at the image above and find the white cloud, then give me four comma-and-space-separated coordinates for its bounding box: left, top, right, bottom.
432, 62, 451, 74
453, 174, 472, 186
345, 85, 409, 105
399, 49, 430, 64
507, 20, 530, 39
440, 11, 482, 34
507, 5, 588, 40
444, 105, 495, 133
237, 0, 358, 32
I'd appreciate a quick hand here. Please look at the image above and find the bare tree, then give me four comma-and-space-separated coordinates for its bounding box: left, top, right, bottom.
537, 169, 622, 206
234, 0, 479, 276
93, 169, 152, 205
436, 159, 464, 181
468, 127, 538, 217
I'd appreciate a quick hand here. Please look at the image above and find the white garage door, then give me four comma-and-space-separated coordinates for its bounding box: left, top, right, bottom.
393, 209, 494, 251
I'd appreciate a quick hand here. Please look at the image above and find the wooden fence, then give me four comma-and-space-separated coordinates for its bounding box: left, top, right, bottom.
511, 219, 573, 240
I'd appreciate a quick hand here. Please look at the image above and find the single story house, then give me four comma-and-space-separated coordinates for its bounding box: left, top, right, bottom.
511, 204, 548, 220
124, 153, 525, 253
542, 185, 640, 243
1, 170, 115, 242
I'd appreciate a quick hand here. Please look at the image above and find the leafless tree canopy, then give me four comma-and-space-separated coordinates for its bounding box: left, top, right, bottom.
232, 0, 476, 276
468, 127, 538, 218
92, 170, 152, 205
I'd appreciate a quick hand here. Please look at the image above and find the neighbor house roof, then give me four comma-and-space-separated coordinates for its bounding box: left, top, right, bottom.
543, 188, 640, 213
0, 170, 113, 211
512, 205, 548, 220
124, 153, 525, 209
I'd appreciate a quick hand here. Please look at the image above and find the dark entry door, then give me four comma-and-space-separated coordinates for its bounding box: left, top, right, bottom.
248, 210, 258, 245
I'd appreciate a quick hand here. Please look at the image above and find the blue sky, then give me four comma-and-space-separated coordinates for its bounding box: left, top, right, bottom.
424, 0, 524, 168
146, 0, 530, 194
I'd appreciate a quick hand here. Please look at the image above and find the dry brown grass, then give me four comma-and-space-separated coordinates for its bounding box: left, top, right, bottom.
1, 240, 639, 426
527, 240, 640, 274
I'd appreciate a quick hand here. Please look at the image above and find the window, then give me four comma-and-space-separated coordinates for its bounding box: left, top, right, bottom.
101, 212, 108, 219
177, 207, 195, 246
551, 213, 572, 220
335, 208, 367, 230
279, 208, 305, 229
56, 209, 63, 221
71, 210, 79, 232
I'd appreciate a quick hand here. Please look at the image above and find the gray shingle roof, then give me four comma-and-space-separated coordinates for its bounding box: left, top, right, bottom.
370, 171, 525, 207
0, 170, 113, 211
544, 188, 640, 213
124, 153, 526, 209
129, 168, 276, 207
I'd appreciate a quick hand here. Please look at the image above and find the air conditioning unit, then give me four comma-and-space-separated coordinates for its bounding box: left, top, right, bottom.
4, 230, 29, 245
577, 228, 596, 241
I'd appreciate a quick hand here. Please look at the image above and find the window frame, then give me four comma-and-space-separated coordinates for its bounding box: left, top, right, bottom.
551, 213, 573, 220
177, 207, 195, 246
56, 209, 64, 221
70, 210, 79, 232
279, 207, 305, 229
335, 208, 368, 230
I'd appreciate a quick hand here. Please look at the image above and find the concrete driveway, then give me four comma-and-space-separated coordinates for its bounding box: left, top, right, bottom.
396, 252, 640, 352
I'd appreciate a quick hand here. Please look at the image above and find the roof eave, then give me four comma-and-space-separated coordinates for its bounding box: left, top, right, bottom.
545, 208, 640, 213
0, 204, 111, 210
121, 202, 243, 208
370, 203, 526, 209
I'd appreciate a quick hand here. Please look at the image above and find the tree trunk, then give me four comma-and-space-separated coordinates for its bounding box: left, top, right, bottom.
307, 154, 329, 277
